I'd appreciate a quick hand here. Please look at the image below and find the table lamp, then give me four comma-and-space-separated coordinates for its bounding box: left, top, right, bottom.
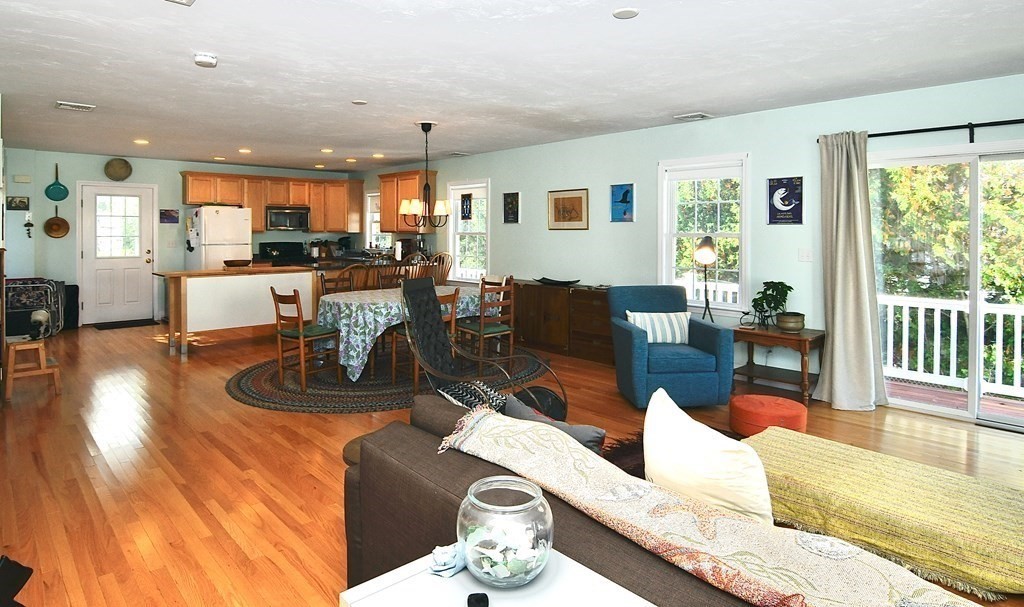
693, 236, 717, 322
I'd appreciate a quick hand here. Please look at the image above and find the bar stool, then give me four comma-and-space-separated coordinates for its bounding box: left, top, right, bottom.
4, 339, 62, 401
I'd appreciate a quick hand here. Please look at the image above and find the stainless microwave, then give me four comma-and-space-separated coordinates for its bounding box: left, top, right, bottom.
266, 206, 310, 231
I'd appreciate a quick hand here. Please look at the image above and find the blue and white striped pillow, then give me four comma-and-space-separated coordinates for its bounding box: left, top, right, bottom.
625, 310, 691, 344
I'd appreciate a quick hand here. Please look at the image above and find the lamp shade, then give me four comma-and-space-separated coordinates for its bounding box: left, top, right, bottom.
694, 236, 717, 265
399, 199, 412, 215
432, 199, 450, 217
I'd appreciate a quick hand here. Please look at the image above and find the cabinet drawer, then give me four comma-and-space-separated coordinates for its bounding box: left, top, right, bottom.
570, 332, 614, 364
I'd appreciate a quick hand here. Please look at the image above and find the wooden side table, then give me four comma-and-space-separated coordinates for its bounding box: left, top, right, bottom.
732, 326, 826, 405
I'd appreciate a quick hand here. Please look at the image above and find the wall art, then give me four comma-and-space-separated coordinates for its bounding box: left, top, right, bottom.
503, 192, 520, 223
767, 176, 803, 225
547, 189, 589, 230
610, 183, 634, 222
6, 196, 29, 211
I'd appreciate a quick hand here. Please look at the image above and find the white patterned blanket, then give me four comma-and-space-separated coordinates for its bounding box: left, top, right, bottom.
441, 408, 979, 607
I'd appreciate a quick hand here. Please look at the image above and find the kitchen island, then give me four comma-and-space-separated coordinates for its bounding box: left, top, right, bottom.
155, 266, 316, 358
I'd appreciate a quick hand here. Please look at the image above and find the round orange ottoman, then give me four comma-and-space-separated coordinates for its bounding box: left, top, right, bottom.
729, 394, 807, 437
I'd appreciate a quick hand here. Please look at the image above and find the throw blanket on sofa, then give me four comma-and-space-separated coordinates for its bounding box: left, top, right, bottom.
441, 408, 979, 607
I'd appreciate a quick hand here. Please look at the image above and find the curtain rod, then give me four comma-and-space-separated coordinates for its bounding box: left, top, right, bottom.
817, 117, 1024, 143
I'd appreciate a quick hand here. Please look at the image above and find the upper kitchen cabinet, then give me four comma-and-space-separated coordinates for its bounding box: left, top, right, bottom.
267, 180, 289, 206
243, 178, 267, 232
324, 180, 364, 233
379, 170, 436, 234
181, 172, 244, 205
308, 182, 325, 232
289, 181, 310, 206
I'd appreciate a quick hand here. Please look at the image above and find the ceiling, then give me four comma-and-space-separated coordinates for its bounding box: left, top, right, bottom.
1, 0, 1023, 173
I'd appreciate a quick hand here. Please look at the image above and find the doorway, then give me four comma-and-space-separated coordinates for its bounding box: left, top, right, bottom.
78, 183, 157, 324
870, 149, 1024, 429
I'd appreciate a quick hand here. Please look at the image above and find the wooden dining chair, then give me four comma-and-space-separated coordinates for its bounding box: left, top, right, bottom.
344, 264, 372, 290
270, 287, 341, 392
377, 265, 404, 289
456, 275, 516, 364
320, 270, 354, 295
430, 252, 453, 286
392, 286, 460, 393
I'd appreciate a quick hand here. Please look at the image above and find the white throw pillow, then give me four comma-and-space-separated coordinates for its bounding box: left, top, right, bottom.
625, 310, 690, 344
643, 388, 774, 525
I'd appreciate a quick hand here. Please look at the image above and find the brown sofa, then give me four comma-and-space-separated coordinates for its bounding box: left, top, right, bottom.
344, 395, 748, 606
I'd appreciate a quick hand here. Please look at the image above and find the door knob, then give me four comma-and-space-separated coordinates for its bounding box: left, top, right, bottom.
145, 258, 152, 263
146, 249, 152, 254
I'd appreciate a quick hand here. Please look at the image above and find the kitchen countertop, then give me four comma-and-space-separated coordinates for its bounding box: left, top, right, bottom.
153, 266, 313, 278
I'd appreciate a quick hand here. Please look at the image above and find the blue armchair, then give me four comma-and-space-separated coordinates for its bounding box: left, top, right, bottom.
607, 285, 733, 409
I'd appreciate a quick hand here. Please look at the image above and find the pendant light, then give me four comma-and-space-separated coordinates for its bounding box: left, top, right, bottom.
400, 121, 450, 228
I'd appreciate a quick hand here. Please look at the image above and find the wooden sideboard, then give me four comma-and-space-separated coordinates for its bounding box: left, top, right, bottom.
514, 282, 613, 364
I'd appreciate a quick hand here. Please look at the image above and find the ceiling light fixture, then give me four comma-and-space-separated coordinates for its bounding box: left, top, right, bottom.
673, 112, 713, 122
193, 52, 218, 68
164, 0, 196, 5
399, 121, 450, 228
133, 139, 150, 145
371, 153, 384, 159
238, 148, 251, 154
55, 100, 96, 112
449, 152, 469, 157
320, 148, 334, 153
314, 164, 325, 169
612, 7, 639, 19
351, 100, 368, 106
345, 158, 357, 163
213, 156, 226, 161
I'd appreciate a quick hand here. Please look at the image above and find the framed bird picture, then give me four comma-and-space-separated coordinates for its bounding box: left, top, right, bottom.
767, 176, 803, 225
610, 183, 634, 222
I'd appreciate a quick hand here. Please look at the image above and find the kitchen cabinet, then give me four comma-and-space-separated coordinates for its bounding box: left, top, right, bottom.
514, 282, 613, 364
182, 172, 244, 205
378, 170, 436, 234
267, 180, 289, 206
289, 181, 310, 206
243, 178, 266, 233
309, 182, 325, 232
324, 181, 363, 233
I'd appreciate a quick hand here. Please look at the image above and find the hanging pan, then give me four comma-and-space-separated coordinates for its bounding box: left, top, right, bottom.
44, 206, 70, 238
45, 163, 69, 201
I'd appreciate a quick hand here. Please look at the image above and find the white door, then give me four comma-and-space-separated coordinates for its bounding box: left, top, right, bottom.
80, 184, 156, 324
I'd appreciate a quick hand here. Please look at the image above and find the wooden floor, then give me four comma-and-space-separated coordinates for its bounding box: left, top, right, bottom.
2, 324, 1023, 606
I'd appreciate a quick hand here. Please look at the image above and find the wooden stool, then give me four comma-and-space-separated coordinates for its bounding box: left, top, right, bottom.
4, 339, 62, 401
729, 394, 806, 437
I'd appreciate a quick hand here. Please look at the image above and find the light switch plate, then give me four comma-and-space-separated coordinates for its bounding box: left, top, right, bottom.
25, 212, 32, 222
798, 248, 812, 262
13, 175, 32, 183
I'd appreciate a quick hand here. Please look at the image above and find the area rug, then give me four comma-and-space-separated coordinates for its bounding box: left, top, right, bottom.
226, 352, 547, 414
93, 318, 160, 330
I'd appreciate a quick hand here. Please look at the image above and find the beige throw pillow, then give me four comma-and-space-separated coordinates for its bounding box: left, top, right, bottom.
625, 310, 690, 343
643, 388, 774, 525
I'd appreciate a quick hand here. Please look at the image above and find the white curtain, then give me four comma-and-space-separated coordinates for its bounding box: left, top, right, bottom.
813, 131, 888, 410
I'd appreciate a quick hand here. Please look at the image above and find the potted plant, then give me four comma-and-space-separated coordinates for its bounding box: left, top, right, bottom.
749, 281, 794, 328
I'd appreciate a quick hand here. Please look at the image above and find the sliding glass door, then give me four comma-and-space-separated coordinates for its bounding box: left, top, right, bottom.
870, 152, 1024, 429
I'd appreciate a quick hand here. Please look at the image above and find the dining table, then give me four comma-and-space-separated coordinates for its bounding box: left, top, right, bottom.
317, 286, 480, 381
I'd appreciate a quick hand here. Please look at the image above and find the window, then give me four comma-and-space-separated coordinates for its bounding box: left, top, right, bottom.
95, 194, 142, 257
366, 192, 392, 249
658, 154, 747, 312
449, 183, 488, 281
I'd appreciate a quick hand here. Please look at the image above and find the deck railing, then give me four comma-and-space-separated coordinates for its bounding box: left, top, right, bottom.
878, 294, 1024, 399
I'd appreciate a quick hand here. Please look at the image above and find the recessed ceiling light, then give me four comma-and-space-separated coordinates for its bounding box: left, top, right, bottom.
345, 158, 357, 163
371, 153, 384, 159
351, 100, 368, 106
320, 148, 334, 153
673, 112, 713, 122
612, 7, 639, 19
55, 100, 96, 112
314, 164, 325, 169
193, 52, 218, 68
213, 156, 226, 161
165, 0, 196, 5
133, 139, 150, 145
238, 148, 252, 154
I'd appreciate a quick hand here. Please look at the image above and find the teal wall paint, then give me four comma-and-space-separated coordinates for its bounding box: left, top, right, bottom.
2, 149, 353, 284
356, 74, 1024, 335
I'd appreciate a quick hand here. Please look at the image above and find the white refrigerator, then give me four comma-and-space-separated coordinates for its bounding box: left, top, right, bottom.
185, 207, 252, 271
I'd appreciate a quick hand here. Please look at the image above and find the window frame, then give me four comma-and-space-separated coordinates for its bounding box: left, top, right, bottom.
447, 179, 490, 282
657, 152, 750, 314
364, 190, 392, 249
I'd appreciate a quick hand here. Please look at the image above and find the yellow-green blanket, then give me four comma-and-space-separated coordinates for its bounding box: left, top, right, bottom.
743, 426, 1024, 600
443, 408, 980, 607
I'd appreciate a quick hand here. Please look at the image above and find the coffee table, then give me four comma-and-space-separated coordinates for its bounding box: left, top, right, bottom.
340, 549, 654, 606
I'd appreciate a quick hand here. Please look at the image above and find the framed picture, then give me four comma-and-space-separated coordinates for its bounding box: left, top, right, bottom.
6, 196, 29, 211
767, 176, 803, 225
548, 189, 589, 230
460, 193, 473, 220
159, 209, 180, 224
503, 192, 520, 224
610, 183, 634, 222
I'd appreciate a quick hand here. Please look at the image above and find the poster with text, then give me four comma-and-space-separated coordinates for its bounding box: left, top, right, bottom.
767, 176, 802, 225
